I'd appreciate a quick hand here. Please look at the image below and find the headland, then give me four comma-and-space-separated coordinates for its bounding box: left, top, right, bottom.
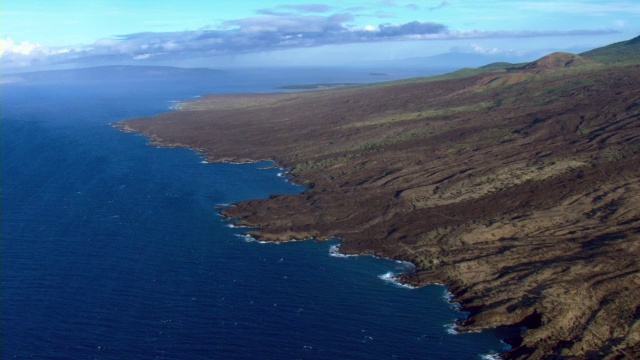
120, 38, 640, 359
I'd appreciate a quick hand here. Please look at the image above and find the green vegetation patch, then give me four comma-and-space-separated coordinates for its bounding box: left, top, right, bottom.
343, 102, 492, 128
581, 35, 640, 65
530, 78, 597, 105
290, 154, 355, 174
349, 129, 435, 152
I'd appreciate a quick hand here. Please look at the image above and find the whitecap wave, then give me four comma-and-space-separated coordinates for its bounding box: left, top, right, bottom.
394, 259, 415, 267
235, 234, 257, 242
442, 290, 462, 309
444, 323, 459, 335
378, 272, 416, 289
282, 238, 305, 243
233, 234, 278, 244
200, 160, 209, 164
276, 171, 296, 184
329, 244, 357, 258
443, 290, 454, 302
480, 353, 502, 360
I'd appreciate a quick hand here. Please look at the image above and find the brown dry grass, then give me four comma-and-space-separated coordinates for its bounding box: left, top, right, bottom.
122, 60, 640, 359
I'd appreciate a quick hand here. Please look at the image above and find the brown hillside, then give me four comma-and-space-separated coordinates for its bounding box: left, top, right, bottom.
523, 52, 597, 72
121, 62, 640, 359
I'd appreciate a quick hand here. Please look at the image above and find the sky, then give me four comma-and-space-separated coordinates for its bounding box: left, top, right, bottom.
1, 0, 639, 71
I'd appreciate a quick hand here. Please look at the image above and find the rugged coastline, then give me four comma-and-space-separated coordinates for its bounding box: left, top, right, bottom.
120, 41, 640, 359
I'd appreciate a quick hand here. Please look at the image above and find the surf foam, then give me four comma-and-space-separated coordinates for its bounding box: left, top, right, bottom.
329, 244, 357, 258
378, 272, 417, 289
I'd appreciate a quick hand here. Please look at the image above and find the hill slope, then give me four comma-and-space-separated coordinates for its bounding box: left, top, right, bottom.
522, 52, 599, 71
122, 41, 640, 359
581, 35, 640, 64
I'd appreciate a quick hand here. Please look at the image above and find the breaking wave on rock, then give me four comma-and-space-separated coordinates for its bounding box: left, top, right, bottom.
329, 244, 357, 258
378, 272, 417, 289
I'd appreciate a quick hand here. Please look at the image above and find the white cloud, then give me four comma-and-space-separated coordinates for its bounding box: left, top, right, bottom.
0, 36, 81, 68
0, 37, 42, 56
470, 43, 500, 54
133, 53, 152, 60
0, 9, 624, 71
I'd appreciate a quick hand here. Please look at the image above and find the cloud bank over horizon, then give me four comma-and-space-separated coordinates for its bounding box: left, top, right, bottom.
1, 1, 634, 71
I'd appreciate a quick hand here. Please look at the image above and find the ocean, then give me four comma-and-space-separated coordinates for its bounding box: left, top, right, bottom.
2, 67, 511, 359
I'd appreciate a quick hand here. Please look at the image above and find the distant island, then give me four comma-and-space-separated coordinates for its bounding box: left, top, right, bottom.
121, 36, 640, 359
1, 65, 226, 84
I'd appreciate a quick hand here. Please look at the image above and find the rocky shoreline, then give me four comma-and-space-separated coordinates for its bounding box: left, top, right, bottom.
121, 52, 640, 359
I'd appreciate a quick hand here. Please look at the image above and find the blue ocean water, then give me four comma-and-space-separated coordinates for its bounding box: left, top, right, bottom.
2, 68, 511, 359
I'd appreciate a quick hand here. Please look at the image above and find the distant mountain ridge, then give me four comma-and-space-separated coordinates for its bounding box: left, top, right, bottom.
399, 36, 640, 70
372, 51, 540, 70
408, 35, 639, 84
4, 35, 639, 85
1, 65, 226, 84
